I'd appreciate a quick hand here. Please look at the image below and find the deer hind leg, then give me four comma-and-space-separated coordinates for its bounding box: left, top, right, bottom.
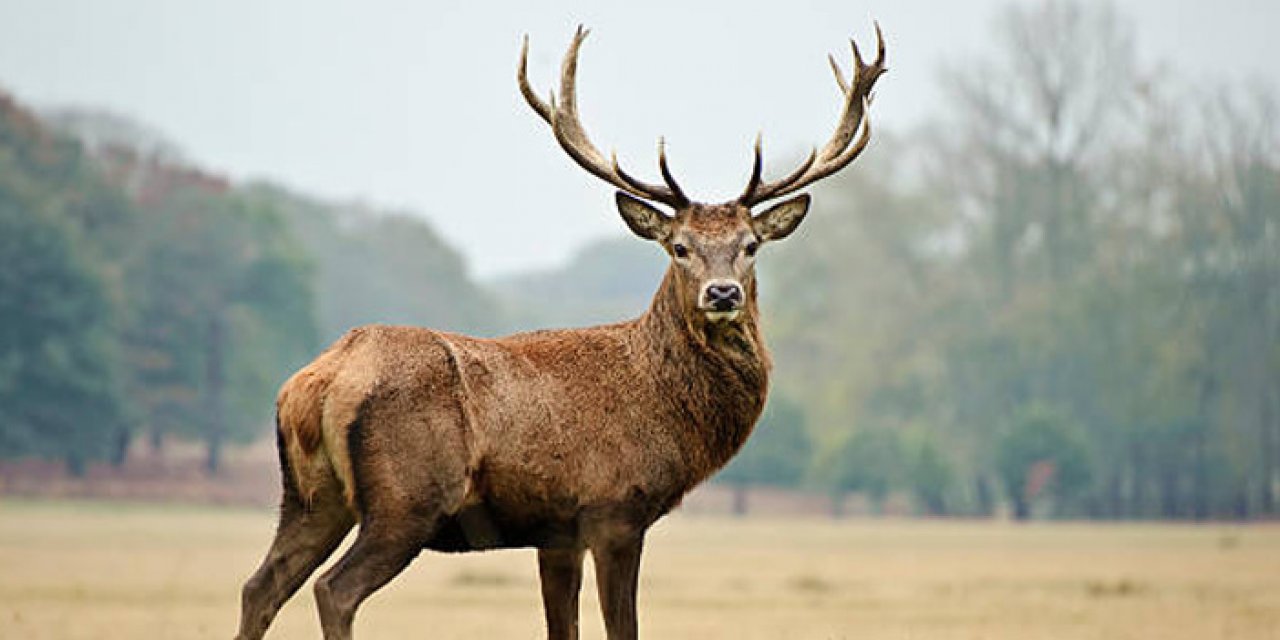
312, 515, 438, 640
591, 536, 645, 640
539, 547, 586, 640
236, 470, 355, 640
312, 398, 471, 639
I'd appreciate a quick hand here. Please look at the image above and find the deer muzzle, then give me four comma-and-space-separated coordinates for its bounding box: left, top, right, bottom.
700, 280, 744, 321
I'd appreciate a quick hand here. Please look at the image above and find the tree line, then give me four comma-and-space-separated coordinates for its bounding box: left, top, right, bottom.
0, 99, 496, 474
760, 0, 1279, 519
1, 0, 1275, 520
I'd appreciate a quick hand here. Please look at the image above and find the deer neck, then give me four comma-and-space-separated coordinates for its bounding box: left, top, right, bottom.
637, 267, 771, 478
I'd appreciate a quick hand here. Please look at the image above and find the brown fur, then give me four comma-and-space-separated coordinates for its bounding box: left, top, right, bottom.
236, 203, 783, 640
283, 250, 769, 527
238, 24, 884, 638
275, 204, 774, 530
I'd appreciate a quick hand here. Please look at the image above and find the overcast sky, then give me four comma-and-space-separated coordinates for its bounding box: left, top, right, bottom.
1, 0, 1275, 277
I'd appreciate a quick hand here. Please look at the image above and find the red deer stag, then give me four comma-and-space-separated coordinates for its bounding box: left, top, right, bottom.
235, 24, 886, 640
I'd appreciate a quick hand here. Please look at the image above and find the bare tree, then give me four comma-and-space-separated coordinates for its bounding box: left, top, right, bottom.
931, 0, 1144, 291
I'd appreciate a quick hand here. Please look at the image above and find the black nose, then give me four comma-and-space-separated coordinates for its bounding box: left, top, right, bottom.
706, 283, 743, 309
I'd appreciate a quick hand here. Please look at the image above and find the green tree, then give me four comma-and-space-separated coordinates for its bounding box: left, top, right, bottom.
0, 180, 125, 472
906, 431, 955, 516
715, 394, 811, 515
825, 427, 906, 516
95, 151, 318, 473
0, 94, 135, 473
995, 405, 1093, 519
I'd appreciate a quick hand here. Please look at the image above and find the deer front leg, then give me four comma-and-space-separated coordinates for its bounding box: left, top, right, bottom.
591, 536, 644, 640
538, 547, 586, 640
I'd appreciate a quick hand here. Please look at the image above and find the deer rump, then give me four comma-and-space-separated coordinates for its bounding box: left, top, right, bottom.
277, 324, 697, 554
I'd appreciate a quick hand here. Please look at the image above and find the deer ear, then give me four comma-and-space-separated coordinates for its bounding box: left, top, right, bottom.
616, 191, 672, 242
752, 194, 810, 242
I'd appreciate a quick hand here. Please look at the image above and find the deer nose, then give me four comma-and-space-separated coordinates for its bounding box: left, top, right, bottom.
705, 283, 743, 310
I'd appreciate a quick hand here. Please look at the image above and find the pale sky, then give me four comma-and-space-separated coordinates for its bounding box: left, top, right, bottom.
0, 0, 1275, 277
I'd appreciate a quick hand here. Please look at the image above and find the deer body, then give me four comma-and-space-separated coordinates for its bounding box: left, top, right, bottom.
236, 26, 885, 640
280, 266, 767, 554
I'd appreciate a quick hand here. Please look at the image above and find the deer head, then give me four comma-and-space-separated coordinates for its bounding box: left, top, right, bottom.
519, 26, 887, 326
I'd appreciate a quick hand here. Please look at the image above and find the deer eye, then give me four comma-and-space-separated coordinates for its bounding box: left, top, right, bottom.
672, 243, 689, 259
744, 241, 759, 257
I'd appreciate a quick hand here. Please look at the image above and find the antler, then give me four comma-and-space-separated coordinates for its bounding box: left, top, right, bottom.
519, 26, 690, 209
739, 23, 888, 207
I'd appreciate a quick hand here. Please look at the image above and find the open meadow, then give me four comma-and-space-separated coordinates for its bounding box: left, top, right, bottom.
1, 499, 1278, 639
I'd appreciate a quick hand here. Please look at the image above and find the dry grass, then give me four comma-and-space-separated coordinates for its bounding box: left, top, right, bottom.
2, 499, 1278, 639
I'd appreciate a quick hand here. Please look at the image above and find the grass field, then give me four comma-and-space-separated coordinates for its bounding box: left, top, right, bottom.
1, 500, 1278, 639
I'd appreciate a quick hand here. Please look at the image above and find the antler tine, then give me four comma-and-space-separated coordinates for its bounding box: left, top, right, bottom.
741, 24, 887, 207
518, 35, 553, 124
793, 98, 873, 187
611, 139, 690, 208
611, 150, 645, 192
519, 27, 687, 208
828, 54, 850, 95
739, 133, 764, 203
817, 41, 873, 163
740, 147, 818, 205
657, 138, 689, 206
547, 27, 615, 185
850, 36, 865, 73
875, 20, 886, 67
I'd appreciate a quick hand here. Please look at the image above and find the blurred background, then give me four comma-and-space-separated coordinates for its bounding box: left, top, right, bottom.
2, 1, 1279, 638
1, 0, 1277, 521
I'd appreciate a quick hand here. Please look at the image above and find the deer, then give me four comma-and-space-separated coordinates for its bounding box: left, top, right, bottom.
235, 24, 886, 640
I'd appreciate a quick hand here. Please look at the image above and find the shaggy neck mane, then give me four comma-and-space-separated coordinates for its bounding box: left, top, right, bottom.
635, 267, 771, 481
